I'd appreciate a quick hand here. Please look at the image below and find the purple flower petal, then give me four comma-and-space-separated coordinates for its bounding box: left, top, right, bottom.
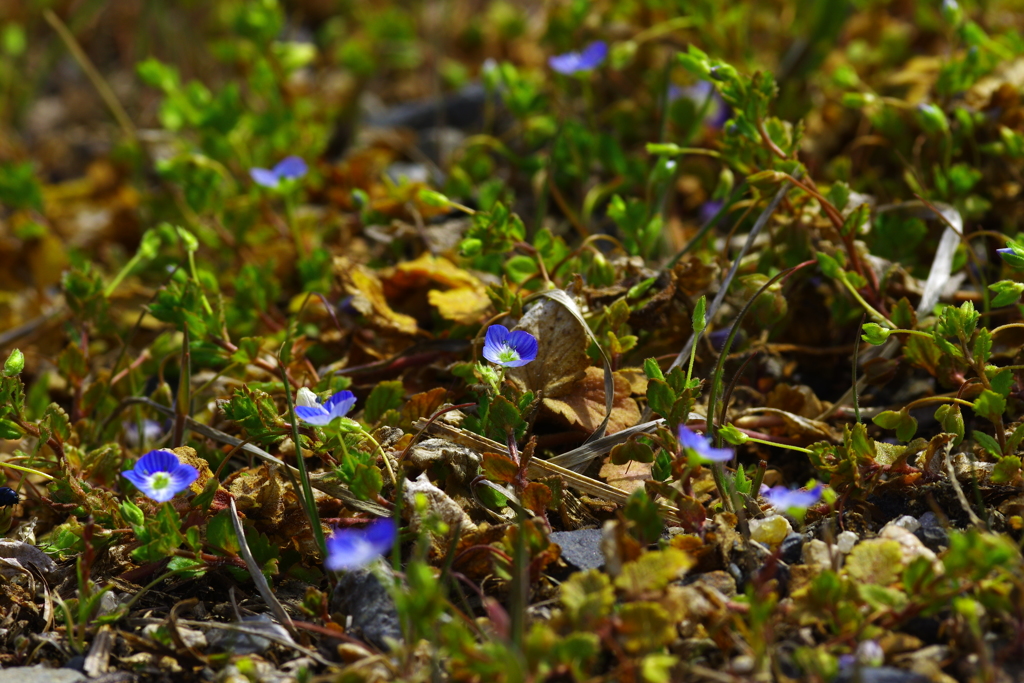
323, 390, 357, 420
122, 449, 199, 503
997, 247, 1014, 255
249, 167, 280, 188
763, 484, 823, 511
482, 324, 538, 367
325, 518, 397, 571
677, 426, 734, 463
273, 156, 308, 180
549, 41, 607, 74
295, 404, 333, 426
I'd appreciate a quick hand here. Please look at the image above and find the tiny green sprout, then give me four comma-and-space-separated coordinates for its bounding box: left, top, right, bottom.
3, 348, 24, 377
861, 323, 892, 345
719, 423, 748, 445
988, 280, 1024, 307
418, 189, 451, 208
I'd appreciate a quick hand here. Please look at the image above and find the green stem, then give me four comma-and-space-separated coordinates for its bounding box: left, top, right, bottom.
741, 436, 812, 454
0, 461, 55, 480
280, 364, 326, 557
839, 274, 894, 328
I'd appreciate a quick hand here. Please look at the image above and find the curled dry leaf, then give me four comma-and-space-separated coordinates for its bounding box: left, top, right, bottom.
335, 256, 419, 335
172, 446, 216, 496
543, 367, 641, 435
387, 253, 491, 324
507, 295, 590, 399
404, 473, 478, 533
0, 539, 58, 580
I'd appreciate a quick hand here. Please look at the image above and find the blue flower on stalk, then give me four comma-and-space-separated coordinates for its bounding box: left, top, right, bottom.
678, 426, 734, 463
294, 389, 357, 427
122, 450, 199, 503
482, 325, 538, 368
549, 41, 608, 75
762, 483, 823, 512
325, 518, 398, 571
250, 156, 308, 189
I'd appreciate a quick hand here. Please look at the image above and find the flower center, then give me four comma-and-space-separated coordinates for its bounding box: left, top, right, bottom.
150, 472, 172, 491
497, 344, 520, 363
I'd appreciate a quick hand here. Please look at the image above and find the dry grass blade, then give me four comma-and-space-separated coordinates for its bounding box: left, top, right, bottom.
414, 419, 685, 522
227, 497, 299, 639
177, 619, 333, 667
818, 201, 962, 420
665, 181, 791, 375
943, 442, 986, 528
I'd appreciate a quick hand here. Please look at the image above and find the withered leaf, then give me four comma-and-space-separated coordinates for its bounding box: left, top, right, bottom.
544, 367, 641, 435
508, 295, 590, 399
335, 256, 418, 335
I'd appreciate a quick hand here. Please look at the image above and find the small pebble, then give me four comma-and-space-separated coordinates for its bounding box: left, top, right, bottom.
803, 539, 835, 568
780, 533, 804, 565
749, 515, 792, 546
915, 524, 949, 551
890, 515, 921, 533
837, 530, 859, 554
918, 512, 941, 528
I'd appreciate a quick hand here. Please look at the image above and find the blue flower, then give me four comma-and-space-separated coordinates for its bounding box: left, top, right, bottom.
549, 41, 607, 75
482, 324, 538, 367
122, 450, 199, 503
678, 426, 734, 463
325, 518, 398, 571
762, 483, 823, 511
294, 390, 357, 427
250, 156, 308, 189
669, 81, 730, 129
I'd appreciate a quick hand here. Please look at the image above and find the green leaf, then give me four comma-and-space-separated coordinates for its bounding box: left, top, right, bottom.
988, 280, 1024, 307
615, 548, 693, 596
623, 489, 664, 545
482, 452, 519, 484
988, 367, 1013, 398
973, 430, 1002, 457
816, 252, 842, 279
365, 380, 405, 424
643, 358, 665, 381
610, 438, 654, 465
646, 379, 676, 420
973, 329, 993, 366
973, 390, 1006, 424
991, 456, 1021, 484
560, 569, 614, 629
207, 510, 240, 554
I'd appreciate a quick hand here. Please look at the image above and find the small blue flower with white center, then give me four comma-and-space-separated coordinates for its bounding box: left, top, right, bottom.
325, 517, 398, 571
678, 425, 734, 464
482, 325, 538, 368
250, 156, 308, 189
294, 389, 357, 427
548, 41, 608, 75
761, 483, 823, 512
122, 450, 199, 503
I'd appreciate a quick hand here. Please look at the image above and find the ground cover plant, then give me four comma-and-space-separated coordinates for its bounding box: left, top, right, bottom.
2, 0, 1024, 681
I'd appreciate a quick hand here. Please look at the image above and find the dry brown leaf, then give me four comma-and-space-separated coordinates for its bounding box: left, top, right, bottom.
543, 367, 641, 435
599, 459, 651, 494
172, 446, 215, 496
508, 295, 590, 399
335, 256, 418, 335
428, 287, 491, 324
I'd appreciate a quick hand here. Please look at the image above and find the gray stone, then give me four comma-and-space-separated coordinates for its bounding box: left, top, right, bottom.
550, 529, 604, 571
331, 562, 402, 650
0, 666, 85, 683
